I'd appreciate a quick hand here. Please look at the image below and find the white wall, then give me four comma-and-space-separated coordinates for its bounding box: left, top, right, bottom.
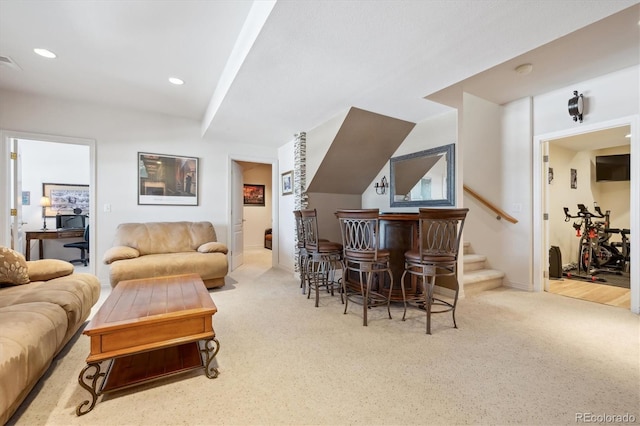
362, 110, 457, 211
533, 65, 639, 313
461, 94, 533, 289
0, 89, 278, 284
242, 163, 272, 249
19, 139, 90, 260
306, 109, 348, 183
277, 140, 295, 273
534, 67, 639, 135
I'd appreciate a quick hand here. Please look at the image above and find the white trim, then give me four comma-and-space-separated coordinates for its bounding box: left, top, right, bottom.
532, 115, 639, 314
0, 129, 97, 275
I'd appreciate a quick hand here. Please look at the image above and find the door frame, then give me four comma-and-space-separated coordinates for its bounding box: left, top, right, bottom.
532, 115, 639, 314
0, 130, 96, 274
227, 154, 278, 268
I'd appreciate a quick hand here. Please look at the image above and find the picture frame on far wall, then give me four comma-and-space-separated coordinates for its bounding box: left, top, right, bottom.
243, 184, 265, 206
281, 170, 293, 195
42, 183, 89, 217
138, 152, 199, 205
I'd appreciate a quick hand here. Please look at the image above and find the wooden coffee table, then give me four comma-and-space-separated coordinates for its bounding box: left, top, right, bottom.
76, 274, 219, 416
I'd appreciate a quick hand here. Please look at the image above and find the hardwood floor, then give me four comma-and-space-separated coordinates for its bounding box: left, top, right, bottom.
548, 278, 630, 309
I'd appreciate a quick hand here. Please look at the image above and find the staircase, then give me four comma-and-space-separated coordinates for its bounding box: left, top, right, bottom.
463, 242, 504, 296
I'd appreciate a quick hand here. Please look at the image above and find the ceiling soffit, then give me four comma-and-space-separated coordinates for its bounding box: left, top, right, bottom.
307, 107, 415, 195
426, 4, 640, 108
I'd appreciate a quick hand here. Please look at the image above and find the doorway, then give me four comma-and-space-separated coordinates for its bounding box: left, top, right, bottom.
0, 131, 96, 274
533, 116, 639, 314
229, 157, 276, 271
546, 125, 631, 308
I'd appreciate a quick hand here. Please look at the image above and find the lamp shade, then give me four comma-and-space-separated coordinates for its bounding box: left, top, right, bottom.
39, 196, 51, 207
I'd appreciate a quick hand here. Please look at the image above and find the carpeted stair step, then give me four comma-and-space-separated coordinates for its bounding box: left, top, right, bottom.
464, 254, 486, 272
464, 269, 505, 296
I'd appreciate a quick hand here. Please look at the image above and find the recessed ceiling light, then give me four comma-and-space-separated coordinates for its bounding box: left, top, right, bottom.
33, 48, 56, 59
514, 63, 533, 75
168, 77, 184, 85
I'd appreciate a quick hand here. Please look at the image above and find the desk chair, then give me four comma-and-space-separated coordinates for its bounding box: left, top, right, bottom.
64, 225, 89, 266
400, 208, 468, 334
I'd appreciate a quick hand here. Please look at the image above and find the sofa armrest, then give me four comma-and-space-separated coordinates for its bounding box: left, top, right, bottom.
103, 246, 140, 264
197, 242, 228, 255
26, 259, 74, 281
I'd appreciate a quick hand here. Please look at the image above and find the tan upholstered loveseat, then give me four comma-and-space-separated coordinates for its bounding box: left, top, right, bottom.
103, 221, 228, 289
0, 247, 101, 424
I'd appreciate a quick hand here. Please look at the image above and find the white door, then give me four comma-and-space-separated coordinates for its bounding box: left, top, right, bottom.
230, 160, 244, 270
10, 138, 24, 252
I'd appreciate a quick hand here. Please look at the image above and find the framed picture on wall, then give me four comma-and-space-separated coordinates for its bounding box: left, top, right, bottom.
281, 170, 293, 195
42, 183, 89, 216
138, 152, 198, 205
243, 184, 265, 206
571, 168, 577, 189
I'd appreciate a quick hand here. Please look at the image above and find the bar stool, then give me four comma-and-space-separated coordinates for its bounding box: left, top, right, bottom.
293, 210, 309, 294
400, 208, 468, 334
300, 209, 343, 307
336, 209, 393, 326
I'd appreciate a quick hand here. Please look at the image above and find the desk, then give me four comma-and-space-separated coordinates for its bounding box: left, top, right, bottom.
25, 229, 85, 261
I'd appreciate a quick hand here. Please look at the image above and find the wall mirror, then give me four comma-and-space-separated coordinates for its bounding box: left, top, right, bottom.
389, 143, 455, 207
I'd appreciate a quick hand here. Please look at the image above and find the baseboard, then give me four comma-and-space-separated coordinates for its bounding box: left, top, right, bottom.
504, 280, 531, 291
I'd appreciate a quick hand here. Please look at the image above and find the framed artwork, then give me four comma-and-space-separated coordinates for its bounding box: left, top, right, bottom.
42, 183, 89, 216
571, 168, 577, 189
138, 152, 198, 205
281, 170, 293, 195
244, 184, 265, 206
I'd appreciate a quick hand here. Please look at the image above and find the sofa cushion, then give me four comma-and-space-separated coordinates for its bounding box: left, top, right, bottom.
112, 221, 218, 255
0, 274, 100, 339
26, 259, 74, 281
0, 247, 30, 286
0, 302, 68, 425
109, 252, 228, 287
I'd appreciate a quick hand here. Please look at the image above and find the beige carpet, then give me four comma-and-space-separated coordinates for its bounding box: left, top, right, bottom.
8, 250, 640, 425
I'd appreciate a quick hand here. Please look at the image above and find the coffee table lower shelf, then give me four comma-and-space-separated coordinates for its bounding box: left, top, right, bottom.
77, 338, 220, 416
101, 342, 202, 393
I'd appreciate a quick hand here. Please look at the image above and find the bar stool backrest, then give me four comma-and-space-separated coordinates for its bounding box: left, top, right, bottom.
418, 208, 469, 263
300, 209, 320, 253
293, 210, 305, 249
336, 209, 380, 261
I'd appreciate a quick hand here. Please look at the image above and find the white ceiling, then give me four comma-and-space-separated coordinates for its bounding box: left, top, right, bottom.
1, 1, 638, 148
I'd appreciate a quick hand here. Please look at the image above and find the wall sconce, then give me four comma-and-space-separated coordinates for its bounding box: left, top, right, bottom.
374, 176, 388, 195
568, 90, 584, 122
40, 196, 51, 230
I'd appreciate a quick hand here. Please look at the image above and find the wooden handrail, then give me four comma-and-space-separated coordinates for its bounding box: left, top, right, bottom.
463, 185, 518, 224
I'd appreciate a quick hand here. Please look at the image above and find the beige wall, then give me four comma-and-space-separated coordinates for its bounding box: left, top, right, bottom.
242, 163, 273, 249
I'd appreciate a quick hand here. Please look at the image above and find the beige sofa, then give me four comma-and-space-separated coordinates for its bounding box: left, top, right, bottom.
103, 221, 228, 289
0, 247, 101, 424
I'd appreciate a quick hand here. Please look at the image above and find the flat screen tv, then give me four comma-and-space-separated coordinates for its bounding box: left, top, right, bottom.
56, 214, 86, 230
595, 154, 630, 182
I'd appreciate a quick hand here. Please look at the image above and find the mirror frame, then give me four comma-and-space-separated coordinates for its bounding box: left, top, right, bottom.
389, 143, 456, 207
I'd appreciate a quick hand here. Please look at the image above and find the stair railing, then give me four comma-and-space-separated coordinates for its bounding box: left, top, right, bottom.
463, 185, 518, 224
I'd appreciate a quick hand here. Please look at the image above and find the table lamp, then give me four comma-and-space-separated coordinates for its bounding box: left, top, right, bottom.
40, 196, 51, 230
